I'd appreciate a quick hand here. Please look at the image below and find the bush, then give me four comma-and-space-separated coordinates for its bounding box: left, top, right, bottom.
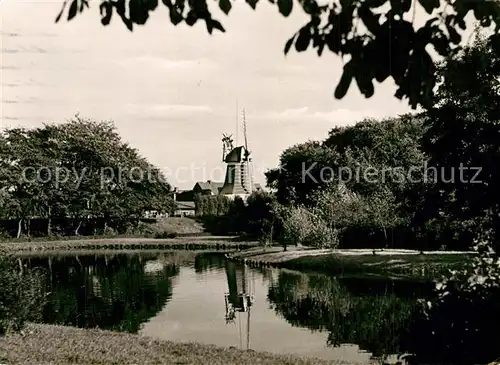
0, 227, 11, 240
103, 226, 117, 236
135, 221, 156, 237
154, 231, 177, 239
305, 222, 339, 249
281, 205, 339, 249
0, 253, 46, 335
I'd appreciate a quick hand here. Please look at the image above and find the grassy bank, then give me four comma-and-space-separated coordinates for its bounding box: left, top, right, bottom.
0, 236, 258, 254
148, 217, 205, 234
11, 249, 230, 262
0, 217, 208, 242
229, 247, 474, 280
0, 217, 206, 242
0, 324, 366, 365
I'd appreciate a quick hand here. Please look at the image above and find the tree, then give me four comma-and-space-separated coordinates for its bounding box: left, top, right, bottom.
194, 194, 231, 216
324, 114, 426, 200
280, 204, 338, 250
267, 114, 425, 211
403, 36, 500, 364
266, 140, 337, 206
60, 116, 173, 225
418, 33, 500, 249
267, 114, 427, 249
227, 196, 246, 232
280, 205, 311, 250
245, 190, 277, 240
0, 115, 174, 238
0, 189, 19, 220
0, 136, 20, 221
311, 183, 402, 245
1, 127, 49, 237
55, 0, 500, 109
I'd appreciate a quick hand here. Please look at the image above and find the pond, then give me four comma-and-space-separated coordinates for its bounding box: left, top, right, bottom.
21, 251, 447, 363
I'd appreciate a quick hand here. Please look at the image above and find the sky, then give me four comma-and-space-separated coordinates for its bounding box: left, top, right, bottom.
0, 0, 464, 189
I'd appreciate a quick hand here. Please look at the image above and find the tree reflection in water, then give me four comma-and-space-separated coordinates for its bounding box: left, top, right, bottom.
267, 271, 431, 361
267, 269, 500, 365
21, 253, 500, 365
23, 254, 179, 333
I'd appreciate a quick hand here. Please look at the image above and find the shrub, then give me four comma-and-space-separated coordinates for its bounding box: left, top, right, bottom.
0, 227, 11, 240
154, 231, 177, 239
281, 205, 339, 249
103, 226, 117, 236
135, 221, 156, 237
0, 252, 46, 335
305, 220, 339, 249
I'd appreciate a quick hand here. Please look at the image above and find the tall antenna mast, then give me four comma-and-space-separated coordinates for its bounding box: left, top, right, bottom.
235, 100, 239, 147
242, 108, 253, 193
243, 109, 248, 153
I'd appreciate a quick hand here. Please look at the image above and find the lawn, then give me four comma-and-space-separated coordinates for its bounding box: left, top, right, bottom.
0, 324, 367, 365
230, 247, 473, 280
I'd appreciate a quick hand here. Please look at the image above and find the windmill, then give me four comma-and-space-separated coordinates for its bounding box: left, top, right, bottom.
219, 107, 255, 198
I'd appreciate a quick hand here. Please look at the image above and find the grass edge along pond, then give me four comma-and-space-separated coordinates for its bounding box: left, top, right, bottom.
229, 247, 474, 280
0, 236, 259, 254
0, 323, 368, 365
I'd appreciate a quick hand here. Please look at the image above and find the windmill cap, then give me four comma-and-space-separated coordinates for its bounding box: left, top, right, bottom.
224, 146, 249, 163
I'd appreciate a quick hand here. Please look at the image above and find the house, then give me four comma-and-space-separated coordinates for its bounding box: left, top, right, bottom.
193, 180, 224, 196
171, 188, 194, 202
174, 201, 196, 216
170, 180, 264, 217
193, 180, 262, 197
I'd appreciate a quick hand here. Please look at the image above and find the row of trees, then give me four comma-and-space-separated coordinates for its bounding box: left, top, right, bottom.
262, 115, 430, 250
194, 192, 278, 238
193, 190, 338, 249
193, 194, 233, 217
0, 116, 174, 239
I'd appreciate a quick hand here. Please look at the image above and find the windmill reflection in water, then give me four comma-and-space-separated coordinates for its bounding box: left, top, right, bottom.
224, 261, 255, 350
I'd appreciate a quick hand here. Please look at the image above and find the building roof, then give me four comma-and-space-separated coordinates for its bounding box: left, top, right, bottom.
194, 181, 224, 195
176, 201, 195, 210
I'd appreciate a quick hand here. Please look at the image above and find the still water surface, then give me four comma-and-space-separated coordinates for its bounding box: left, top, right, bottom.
22, 251, 434, 363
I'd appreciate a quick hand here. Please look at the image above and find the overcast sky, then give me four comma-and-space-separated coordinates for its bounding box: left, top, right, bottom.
1, 0, 461, 189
